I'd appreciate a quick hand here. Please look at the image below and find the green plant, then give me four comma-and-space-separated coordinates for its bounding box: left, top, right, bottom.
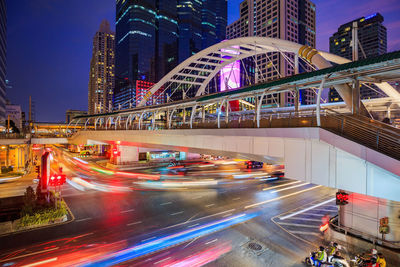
18, 200, 68, 228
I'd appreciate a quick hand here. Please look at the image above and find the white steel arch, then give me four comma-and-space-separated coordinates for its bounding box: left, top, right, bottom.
138, 37, 400, 111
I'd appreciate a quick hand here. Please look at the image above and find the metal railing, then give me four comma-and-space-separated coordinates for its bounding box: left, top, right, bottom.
74, 108, 400, 161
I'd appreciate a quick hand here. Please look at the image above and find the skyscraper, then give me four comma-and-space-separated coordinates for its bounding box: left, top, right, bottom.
176, 0, 227, 98
0, 0, 7, 122
329, 13, 387, 102
226, 0, 316, 106
88, 20, 115, 115
114, 0, 178, 109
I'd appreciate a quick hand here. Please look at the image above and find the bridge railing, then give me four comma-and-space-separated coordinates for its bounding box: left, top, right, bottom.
74, 108, 400, 160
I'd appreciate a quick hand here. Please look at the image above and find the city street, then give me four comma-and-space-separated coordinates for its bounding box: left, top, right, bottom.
0, 150, 336, 266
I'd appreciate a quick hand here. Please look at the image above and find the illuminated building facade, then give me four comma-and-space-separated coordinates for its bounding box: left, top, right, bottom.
329, 13, 387, 102
135, 80, 164, 106
177, 0, 227, 63
227, 0, 316, 107
114, 0, 178, 109
0, 0, 6, 122
88, 20, 115, 114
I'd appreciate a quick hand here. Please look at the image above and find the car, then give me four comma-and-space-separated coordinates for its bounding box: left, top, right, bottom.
245, 161, 263, 169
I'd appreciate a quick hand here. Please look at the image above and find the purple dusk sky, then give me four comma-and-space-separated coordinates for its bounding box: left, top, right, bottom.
5, 0, 400, 122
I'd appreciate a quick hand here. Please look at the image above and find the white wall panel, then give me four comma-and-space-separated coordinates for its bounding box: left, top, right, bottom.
284, 139, 306, 181
311, 140, 330, 186
336, 150, 367, 194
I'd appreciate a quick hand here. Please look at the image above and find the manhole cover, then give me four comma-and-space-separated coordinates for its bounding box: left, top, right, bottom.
248, 242, 262, 251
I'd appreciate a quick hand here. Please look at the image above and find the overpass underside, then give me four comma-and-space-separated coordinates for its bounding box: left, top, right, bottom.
70, 124, 400, 202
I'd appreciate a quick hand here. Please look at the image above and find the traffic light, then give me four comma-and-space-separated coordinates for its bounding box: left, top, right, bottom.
336, 192, 349, 205
48, 174, 67, 186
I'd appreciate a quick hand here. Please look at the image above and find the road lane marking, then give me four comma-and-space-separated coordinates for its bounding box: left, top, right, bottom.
188, 223, 199, 228
160, 202, 172, 206
154, 257, 171, 265
245, 185, 322, 209
262, 181, 301, 191
270, 182, 309, 193
182, 237, 199, 249
76, 217, 92, 222
222, 213, 233, 218
191, 196, 203, 200
205, 204, 215, 208
127, 221, 142, 226
141, 236, 157, 242
160, 209, 235, 231
185, 213, 199, 223
170, 211, 184, 216
288, 231, 321, 236
121, 209, 135, 213
0, 248, 59, 263
21, 257, 58, 267
279, 198, 336, 220
278, 222, 319, 228
283, 217, 321, 222
233, 197, 241, 200
205, 239, 218, 245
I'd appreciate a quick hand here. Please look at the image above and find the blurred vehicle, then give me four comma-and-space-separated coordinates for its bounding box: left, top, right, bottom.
269, 170, 284, 178
245, 161, 263, 169
80, 150, 93, 156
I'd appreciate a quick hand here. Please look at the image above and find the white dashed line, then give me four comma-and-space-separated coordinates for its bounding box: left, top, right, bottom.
153, 257, 171, 265
222, 213, 233, 218
160, 202, 172, 206
127, 221, 142, 226
205, 239, 218, 245
120, 209, 135, 213
233, 197, 241, 200
262, 181, 301, 191
205, 204, 215, 208
76, 217, 92, 222
187, 223, 199, 228
170, 211, 184, 216
141, 236, 157, 242
270, 182, 309, 193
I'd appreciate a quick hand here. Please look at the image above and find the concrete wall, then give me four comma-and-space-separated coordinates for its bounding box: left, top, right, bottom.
69, 128, 400, 201
340, 193, 400, 242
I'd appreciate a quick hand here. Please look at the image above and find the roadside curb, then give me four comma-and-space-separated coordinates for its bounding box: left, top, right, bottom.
0, 198, 75, 237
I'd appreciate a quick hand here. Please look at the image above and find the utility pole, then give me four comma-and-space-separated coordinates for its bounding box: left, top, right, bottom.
29, 96, 32, 132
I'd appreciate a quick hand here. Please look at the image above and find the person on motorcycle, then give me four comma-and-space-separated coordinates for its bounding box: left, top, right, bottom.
313, 246, 327, 266
328, 242, 338, 256
330, 251, 349, 267
376, 252, 386, 267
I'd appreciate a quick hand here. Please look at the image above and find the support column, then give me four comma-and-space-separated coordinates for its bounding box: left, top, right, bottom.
225, 101, 229, 124
352, 79, 360, 115
182, 108, 186, 123
294, 88, 299, 116
201, 106, 205, 123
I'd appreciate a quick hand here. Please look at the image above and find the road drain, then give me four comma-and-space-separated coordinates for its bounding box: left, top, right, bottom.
248, 242, 263, 251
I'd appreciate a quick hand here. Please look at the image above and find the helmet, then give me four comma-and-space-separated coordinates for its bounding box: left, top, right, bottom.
333, 242, 338, 247
319, 246, 325, 251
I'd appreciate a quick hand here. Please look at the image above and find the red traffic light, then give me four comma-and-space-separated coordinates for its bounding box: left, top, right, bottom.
336, 192, 349, 205
48, 173, 67, 186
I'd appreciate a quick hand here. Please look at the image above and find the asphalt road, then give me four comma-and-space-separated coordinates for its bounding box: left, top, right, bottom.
0, 152, 337, 266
